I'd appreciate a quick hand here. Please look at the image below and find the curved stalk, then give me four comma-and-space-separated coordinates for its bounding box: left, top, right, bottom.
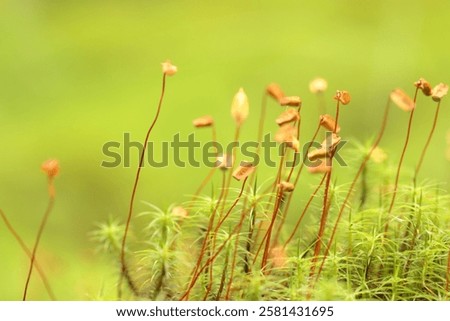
23, 178, 55, 301
181, 177, 248, 300
309, 101, 340, 280
282, 173, 327, 249
384, 88, 419, 235
119, 74, 168, 298
414, 100, 441, 183
261, 187, 283, 270
224, 205, 255, 299
1, 209, 56, 300
186, 170, 226, 301
315, 97, 391, 282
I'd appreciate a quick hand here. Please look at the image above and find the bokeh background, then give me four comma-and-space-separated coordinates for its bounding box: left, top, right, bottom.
1, 0, 449, 300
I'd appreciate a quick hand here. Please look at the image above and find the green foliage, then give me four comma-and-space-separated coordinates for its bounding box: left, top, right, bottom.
95, 168, 450, 300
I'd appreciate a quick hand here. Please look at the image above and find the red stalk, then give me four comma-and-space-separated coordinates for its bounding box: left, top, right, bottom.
414, 100, 441, 183
315, 97, 392, 283
23, 178, 55, 300
1, 209, 56, 300
181, 177, 248, 300
384, 88, 419, 235
119, 74, 168, 298
308, 101, 340, 280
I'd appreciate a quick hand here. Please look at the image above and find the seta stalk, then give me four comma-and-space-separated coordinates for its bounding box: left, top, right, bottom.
119, 62, 176, 298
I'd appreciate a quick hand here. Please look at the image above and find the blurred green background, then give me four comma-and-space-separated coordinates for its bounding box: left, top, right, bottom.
0, 0, 449, 300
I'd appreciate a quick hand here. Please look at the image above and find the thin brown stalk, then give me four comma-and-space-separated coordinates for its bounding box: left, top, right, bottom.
203, 171, 227, 300
309, 172, 332, 278
119, 73, 168, 298
181, 177, 248, 300
309, 101, 340, 280
384, 88, 419, 234
272, 109, 302, 243
192, 124, 218, 200
258, 145, 289, 269
414, 100, 441, 183
1, 209, 56, 300
315, 97, 392, 282
238, 92, 270, 261
282, 173, 327, 250
204, 175, 249, 299
276, 122, 322, 244
23, 178, 55, 301
305, 195, 333, 300
261, 187, 283, 271
263, 110, 295, 207
261, 145, 287, 224
186, 170, 226, 301
184, 221, 245, 301
224, 207, 249, 299
182, 226, 238, 301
